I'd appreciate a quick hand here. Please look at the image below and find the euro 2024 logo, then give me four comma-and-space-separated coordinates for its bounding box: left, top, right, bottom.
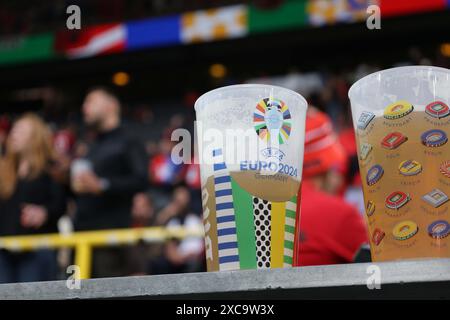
254, 97, 291, 161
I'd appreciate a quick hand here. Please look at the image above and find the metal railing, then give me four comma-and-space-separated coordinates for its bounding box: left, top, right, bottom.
0, 226, 204, 279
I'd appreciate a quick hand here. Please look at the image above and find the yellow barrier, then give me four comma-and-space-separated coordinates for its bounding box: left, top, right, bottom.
0, 226, 205, 279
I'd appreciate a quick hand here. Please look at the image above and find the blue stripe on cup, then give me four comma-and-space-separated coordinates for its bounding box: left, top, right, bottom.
218, 242, 239, 250
217, 228, 237, 236
217, 215, 235, 223
219, 255, 240, 264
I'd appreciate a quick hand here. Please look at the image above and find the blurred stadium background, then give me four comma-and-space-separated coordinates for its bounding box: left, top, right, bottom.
0, 0, 449, 282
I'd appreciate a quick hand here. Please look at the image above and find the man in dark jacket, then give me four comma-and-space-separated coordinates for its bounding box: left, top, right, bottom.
72, 87, 148, 277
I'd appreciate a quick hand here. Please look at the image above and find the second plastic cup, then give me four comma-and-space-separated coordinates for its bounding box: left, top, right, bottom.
349, 66, 450, 262
195, 84, 307, 271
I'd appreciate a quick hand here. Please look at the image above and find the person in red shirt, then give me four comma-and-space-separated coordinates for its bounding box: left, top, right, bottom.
294, 107, 368, 266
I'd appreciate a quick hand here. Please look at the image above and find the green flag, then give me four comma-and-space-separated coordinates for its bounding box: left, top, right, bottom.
0, 33, 55, 65
248, 0, 308, 34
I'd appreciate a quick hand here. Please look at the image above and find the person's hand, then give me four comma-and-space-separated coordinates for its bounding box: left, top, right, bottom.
21, 204, 48, 229
73, 172, 103, 195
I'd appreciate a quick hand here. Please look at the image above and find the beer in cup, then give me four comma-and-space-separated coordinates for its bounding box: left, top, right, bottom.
195, 84, 307, 271
349, 66, 450, 261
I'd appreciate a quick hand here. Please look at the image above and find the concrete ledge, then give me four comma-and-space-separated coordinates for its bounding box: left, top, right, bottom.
0, 259, 449, 300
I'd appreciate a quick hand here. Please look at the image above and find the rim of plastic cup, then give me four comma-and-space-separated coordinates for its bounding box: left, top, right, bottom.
348, 65, 450, 100
194, 84, 308, 113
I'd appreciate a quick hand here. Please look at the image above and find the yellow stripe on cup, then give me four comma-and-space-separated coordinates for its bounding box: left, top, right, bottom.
270, 201, 286, 269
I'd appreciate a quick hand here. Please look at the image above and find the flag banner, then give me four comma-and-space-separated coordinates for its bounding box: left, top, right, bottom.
126, 15, 181, 51
248, 0, 307, 34
181, 5, 248, 44
380, 0, 447, 17
307, 0, 376, 26
3, 1, 449, 66
0, 33, 55, 65
54, 23, 126, 59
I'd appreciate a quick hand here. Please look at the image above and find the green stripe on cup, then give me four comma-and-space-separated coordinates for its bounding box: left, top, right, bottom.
231, 177, 257, 269
285, 225, 295, 234
285, 210, 296, 219
284, 240, 294, 250
283, 195, 297, 267
283, 255, 293, 265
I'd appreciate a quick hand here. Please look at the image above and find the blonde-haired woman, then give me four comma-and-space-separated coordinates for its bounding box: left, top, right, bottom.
0, 114, 66, 283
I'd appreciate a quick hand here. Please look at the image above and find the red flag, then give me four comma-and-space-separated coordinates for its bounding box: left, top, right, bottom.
55, 23, 126, 59
380, 0, 446, 17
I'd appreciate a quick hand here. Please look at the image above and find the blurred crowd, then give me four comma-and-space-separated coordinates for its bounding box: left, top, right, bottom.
0, 52, 446, 282
0, 86, 205, 283
0, 69, 365, 283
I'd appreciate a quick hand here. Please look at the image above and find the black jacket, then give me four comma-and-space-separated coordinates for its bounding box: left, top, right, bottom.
0, 172, 67, 236
74, 127, 148, 231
